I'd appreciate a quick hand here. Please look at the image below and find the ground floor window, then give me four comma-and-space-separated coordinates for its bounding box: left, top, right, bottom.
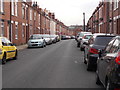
22, 24, 25, 38
0, 20, 4, 36
15, 22, 18, 39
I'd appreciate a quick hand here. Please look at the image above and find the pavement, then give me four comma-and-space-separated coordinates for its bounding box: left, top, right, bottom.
16, 44, 28, 50
3, 40, 104, 88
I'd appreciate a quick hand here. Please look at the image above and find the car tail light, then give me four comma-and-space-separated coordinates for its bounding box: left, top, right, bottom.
89, 48, 98, 54
115, 52, 120, 65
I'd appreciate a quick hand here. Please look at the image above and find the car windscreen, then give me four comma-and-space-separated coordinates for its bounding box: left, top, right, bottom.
94, 36, 114, 46
30, 35, 42, 39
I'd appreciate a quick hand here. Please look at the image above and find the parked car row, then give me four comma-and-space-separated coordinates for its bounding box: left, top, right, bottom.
0, 34, 60, 64
61, 35, 75, 40
76, 32, 120, 90
28, 34, 60, 48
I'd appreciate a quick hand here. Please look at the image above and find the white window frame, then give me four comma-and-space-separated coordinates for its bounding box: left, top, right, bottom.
22, 23, 25, 38
114, 0, 119, 10
15, 0, 18, 16
0, 0, 4, 13
11, 0, 15, 15
39, 14, 41, 26
22, 4, 25, 19
0, 21, 4, 37
15, 22, 18, 39
30, 9, 32, 20
34, 12, 36, 20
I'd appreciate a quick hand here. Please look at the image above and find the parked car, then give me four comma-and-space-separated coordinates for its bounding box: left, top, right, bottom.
50, 35, 57, 43
96, 36, 120, 90
77, 32, 92, 47
56, 35, 60, 42
42, 34, 52, 45
0, 37, 17, 64
71, 35, 75, 39
84, 34, 115, 71
80, 34, 92, 51
61, 35, 67, 40
28, 34, 46, 48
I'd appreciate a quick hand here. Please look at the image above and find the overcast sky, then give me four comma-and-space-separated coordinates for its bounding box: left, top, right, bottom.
37, 0, 101, 26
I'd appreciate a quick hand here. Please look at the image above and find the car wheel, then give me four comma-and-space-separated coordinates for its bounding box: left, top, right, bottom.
84, 56, 87, 64
77, 42, 80, 47
2, 53, 6, 65
80, 47, 84, 51
41, 44, 44, 48
44, 43, 46, 47
87, 61, 91, 71
13, 50, 17, 60
106, 80, 114, 90
96, 73, 101, 85
84, 52, 87, 64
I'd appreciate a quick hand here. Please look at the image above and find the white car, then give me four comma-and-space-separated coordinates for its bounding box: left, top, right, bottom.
77, 32, 92, 47
42, 34, 52, 45
28, 34, 46, 48
80, 34, 92, 51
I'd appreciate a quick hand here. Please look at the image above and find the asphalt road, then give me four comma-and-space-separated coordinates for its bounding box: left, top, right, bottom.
3, 40, 104, 88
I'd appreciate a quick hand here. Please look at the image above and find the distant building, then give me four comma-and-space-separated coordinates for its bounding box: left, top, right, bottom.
68, 25, 85, 36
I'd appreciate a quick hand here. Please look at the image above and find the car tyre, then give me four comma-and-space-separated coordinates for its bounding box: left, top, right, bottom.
84, 53, 87, 64
87, 61, 91, 71
77, 42, 80, 47
80, 47, 84, 51
106, 80, 114, 90
2, 53, 6, 65
96, 73, 101, 85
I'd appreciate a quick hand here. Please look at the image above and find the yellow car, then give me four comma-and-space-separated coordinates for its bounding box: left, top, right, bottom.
0, 37, 17, 64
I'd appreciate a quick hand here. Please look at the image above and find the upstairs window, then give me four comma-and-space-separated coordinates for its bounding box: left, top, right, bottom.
15, 0, 18, 16
22, 4, 25, 19
0, 0, 4, 13
11, 0, 15, 15
30, 9, 32, 20
114, 0, 118, 10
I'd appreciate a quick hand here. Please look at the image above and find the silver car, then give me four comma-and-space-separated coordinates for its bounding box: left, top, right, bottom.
80, 34, 92, 51
28, 34, 46, 48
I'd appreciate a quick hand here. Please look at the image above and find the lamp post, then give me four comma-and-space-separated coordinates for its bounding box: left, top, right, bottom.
83, 12, 86, 31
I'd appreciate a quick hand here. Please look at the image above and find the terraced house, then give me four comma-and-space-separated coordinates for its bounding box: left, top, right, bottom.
87, 0, 120, 35
0, 0, 71, 45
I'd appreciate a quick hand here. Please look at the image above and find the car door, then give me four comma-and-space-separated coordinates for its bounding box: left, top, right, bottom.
98, 39, 116, 84
4, 38, 16, 58
1, 38, 10, 59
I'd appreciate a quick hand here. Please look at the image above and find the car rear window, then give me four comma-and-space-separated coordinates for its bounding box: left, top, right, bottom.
94, 36, 114, 46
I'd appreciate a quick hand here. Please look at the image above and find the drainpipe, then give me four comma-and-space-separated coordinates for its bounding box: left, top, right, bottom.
9, 0, 12, 42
